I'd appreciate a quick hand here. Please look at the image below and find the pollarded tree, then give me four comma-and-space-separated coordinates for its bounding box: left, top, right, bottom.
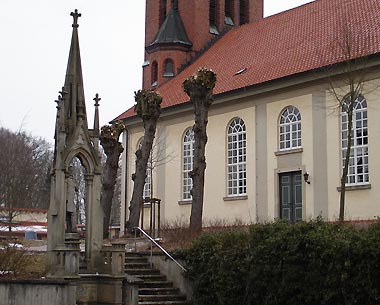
183, 68, 217, 234
99, 121, 125, 238
126, 89, 162, 233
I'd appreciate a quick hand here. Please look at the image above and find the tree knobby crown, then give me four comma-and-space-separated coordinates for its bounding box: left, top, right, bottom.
134, 89, 163, 120
100, 121, 126, 142
183, 68, 217, 103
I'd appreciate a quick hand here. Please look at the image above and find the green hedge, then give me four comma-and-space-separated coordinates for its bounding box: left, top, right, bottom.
181, 220, 380, 305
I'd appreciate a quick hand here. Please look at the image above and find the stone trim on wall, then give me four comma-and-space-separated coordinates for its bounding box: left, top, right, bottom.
275, 147, 303, 156
337, 184, 371, 192
223, 195, 248, 201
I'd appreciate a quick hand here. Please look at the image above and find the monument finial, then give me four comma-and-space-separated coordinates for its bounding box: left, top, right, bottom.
70, 9, 81, 28
93, 93, 101, 133
93, 93, 101, 107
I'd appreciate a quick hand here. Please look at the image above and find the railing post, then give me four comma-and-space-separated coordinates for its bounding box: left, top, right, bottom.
157, 199, 161, 238
152, 200, 156, 238
150, 240, 153, 268
134, 229, 137, 252
140, 202, 144, 231
149, 200, 153, 236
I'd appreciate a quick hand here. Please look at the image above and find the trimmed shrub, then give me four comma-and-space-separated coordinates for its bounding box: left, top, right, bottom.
182, 220, 380, 305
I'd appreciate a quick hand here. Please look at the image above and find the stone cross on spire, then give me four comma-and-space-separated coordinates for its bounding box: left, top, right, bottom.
93, 93, 101, 107
70, 9, 81, 28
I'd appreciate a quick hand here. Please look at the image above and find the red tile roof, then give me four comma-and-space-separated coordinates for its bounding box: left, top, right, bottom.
115, 0, 380, 121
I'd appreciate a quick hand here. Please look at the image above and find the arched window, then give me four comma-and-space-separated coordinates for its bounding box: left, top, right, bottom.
227, 118, 247, 196
163, 58, 174, 77
225, 0, 234, 25
151, 61, 158, 86
239, 0, 249, 25
209, 0, 219, 34
137, 138, 151, 199
159, 0, 167, 26
279, 106, 302, 150
182, 128, 195, 200
341, 94, 369, 185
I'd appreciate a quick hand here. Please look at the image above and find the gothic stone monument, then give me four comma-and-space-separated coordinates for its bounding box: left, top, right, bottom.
47, 9, 104, 276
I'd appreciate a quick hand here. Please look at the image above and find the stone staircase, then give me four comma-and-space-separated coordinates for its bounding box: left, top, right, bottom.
125, 252, 191, 305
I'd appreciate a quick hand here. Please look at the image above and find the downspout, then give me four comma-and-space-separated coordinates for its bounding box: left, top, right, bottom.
120, 128, 129, 236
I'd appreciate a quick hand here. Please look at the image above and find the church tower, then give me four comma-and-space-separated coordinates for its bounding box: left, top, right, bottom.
143, 0, 264, 89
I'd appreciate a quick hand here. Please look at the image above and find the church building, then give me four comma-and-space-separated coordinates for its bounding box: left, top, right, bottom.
115, 0, 380, 235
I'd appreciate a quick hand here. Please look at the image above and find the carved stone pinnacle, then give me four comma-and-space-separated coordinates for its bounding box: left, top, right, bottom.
70, 9, 81, 28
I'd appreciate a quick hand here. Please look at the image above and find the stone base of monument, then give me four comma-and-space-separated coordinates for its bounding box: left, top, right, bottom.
75, 273, 142, 305
44, 240, 141, 305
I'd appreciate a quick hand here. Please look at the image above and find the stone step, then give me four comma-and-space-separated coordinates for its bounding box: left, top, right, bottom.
125, 256, 149, 264
126, 268, 161, 275
139, 287, 180, 295
138, 302, 191, 305
140, 294, 187, 302
137, 274, 167, 281
125, 262, 152, 269
139, 281, 174, 288
125, 253, 191, 305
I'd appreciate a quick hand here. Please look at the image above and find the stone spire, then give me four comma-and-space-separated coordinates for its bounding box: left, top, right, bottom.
62, 9, 88, 133
93, 93, 101, 132
92, 93, 101, 149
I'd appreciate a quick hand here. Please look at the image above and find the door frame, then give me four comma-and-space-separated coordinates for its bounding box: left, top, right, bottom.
274, 166, 307, 221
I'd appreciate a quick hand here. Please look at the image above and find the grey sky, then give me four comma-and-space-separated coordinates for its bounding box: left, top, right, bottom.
0, 0, 313, 142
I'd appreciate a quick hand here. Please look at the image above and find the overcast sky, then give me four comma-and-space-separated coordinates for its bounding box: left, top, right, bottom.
0, 0, 313, 143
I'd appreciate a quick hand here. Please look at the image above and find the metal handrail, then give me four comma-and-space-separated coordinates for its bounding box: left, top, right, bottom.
133, 226, 187, 272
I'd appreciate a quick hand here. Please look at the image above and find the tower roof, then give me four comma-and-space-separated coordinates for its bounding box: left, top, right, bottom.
146, 5, 192, 52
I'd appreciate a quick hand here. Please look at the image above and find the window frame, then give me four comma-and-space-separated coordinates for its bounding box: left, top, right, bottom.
159, 0, 167, 27
182, 128, 195, 201
209, 0, 219, 34
163, 58, 174, 77
239, 0, 249, 25
341, 94, 369, 186
279, 106, 302, 151
151, 61, 158, 87
226, 117, 247, 197
224, 0, 234, 25
137, 138, 152, 199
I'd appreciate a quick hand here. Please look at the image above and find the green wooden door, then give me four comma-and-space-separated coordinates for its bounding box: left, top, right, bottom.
279, 171, 302, 222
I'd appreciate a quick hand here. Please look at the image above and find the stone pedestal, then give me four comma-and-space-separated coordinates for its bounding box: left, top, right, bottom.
50, 233, 81, 278
64, 233, 81, 278
100, 241, 126, 276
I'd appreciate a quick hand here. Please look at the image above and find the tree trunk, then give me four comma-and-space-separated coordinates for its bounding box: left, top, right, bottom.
189, 103, 208, 233
183, 68, 216, 234
127, 123, 156, 232
339, 97, 355, 222
100, 139, 123, 238
126, 90, 162, 233
100, 123, 125, 239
